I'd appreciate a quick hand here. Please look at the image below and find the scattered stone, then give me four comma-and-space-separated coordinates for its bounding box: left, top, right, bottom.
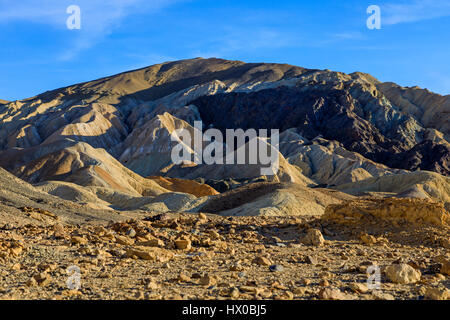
11, 263, 21, 271
318, 287, 347, 300
299, 278, 311, 286
240, 286, 260, 294
126, 228, 136, 238
276, 291, 294, 300
301, 229, 325, 246
229, 287, 240, 298
208, 230, 220, 240
199, 275, 216, 286
53, 223, 66, 238
8, 246, 23, 256
133, 291, 144, 300
385, 263, 421, 284
293, 287, 307, 295
360, 233, 377, 245
139, 239, 164, 247
305, 255, 318, 265
424, 287, 449, 300
229, 263, 244, 272
26, 277, 37, 287
269, 265, 284, 272
146, 281, 159, 290
350, 282, 369, 294
319, 279, 330, 287
253, 256, 271, 266
125, 247, 174, 262
371, 291, 395, 300
70, 236, 87, 245
149, 269, 162, 275
33, 272, 52, 287
175, 239, 191, 250
440, 260, 450, 276
115, 235, 134, 246
178, 273, 191, 282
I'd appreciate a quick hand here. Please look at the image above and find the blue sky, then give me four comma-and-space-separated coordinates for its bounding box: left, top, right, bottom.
0, 0, 449, 101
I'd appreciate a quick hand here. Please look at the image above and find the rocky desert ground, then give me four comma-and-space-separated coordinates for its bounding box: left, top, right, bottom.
0, 58, 449, 300
1, 195, 449, 300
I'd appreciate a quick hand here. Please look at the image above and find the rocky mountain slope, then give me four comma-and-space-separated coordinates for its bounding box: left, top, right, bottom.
0, 57, 448, 213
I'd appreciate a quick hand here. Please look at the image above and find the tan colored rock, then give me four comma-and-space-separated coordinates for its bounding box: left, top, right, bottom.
199, 275, 216, 286
139, 239, 164, 247
299, 278, 312, 286
229, 287, 240, 298
360, 233, 377, 245
11, 263, 21, 271
146, 281, 159, 290
293, 287, 307, 295
318, 287, 347, 300
53, 223, 66, 238
26, 277, 37, 287
253, 256, 272, 266
424, 287, 449, 300
9, 246, 23, 256
441, 260, 450, 276
178, 273, 191, 282
350, 283, 369, 294
208, 230, 220, 240
371, 291, 395, 300
115, 235, 135, 246
34, 273, 52, 287
319, 279, 330, 287
125, 247, 173, 262
301, 229, 325, 246
70, 236, 88, 245
175, 239, 191, 250
276, 291, 294, 300
240, 286, 260, 294
385, 264, 421, 284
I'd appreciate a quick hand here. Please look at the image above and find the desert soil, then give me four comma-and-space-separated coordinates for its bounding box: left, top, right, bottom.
1, 208, 449, 300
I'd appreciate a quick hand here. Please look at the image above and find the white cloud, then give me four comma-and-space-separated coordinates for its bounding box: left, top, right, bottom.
331, 32, 365, 40
382, 0, 450, 25
0, 0, 182, 60
189, 27, 301, 59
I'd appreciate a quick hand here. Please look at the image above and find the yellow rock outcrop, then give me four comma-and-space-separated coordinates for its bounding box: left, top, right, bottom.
323, 198, 450, 227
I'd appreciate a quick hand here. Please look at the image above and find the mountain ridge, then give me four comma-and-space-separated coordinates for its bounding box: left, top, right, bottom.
0, 57, 449, 214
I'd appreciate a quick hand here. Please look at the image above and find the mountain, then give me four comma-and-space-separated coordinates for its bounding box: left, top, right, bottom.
190, 73, 449, 174
334, 171, 450, 210
0, 167, 130, 225
0, 57, 449, 216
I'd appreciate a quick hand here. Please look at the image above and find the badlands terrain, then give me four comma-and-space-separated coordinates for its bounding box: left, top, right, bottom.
0, 58, 449, 300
